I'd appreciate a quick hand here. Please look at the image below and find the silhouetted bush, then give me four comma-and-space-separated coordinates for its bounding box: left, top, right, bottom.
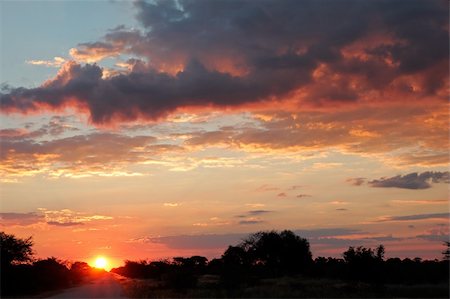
0, 231, 96, 297
70, 261, 92, 284
342, 245, 384, 282
0, 231, 34, 269
33, 257, 71, 290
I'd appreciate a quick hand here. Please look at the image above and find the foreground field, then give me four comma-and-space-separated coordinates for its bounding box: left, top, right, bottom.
120, 275, 449, 298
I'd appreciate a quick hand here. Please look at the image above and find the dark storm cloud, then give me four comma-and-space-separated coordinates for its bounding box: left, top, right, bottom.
1, 0, 447, 123
2, 60, 286, 123
368, 171, 449, 189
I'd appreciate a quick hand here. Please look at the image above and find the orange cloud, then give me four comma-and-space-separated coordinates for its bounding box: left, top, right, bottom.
26, 56, 66, 67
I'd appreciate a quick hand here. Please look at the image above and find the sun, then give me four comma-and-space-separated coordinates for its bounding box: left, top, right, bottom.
94, 256, 108, 270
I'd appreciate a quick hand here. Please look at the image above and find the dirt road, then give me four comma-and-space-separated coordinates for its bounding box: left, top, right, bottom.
46, 272, 126, 298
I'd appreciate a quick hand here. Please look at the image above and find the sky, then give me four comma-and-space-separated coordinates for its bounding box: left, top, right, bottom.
0, 0, 449, 269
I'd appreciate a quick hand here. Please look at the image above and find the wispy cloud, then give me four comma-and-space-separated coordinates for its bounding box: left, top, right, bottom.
238, 219, 265, 225
26, 56, 66, 67
377, 212, 450, 222
0, 212, 44, 226
346, 177, 366, 186
0, 209, 114, 227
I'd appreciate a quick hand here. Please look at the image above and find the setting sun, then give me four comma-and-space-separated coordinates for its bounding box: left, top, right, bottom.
94, 257, 108, 270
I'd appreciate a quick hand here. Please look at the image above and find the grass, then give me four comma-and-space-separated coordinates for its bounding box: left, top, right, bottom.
119, 274, 450, 298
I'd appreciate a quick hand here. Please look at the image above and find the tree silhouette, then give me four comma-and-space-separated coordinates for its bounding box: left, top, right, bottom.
238, 230, 312, 276
343, 245, 384, 281
376, 244, 385, 260
0, 231, 33, 269
443, 241, 450, 261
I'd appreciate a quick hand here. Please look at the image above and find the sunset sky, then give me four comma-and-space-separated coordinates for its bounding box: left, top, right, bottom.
0, 0, 448, 269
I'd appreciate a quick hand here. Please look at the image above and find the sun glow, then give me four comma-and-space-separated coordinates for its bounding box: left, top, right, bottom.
94, 256, 108, 270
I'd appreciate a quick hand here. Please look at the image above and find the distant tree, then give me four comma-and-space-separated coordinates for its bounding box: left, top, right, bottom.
0, 232, 34, 269
172, 256, 208, 276
442, 241, 450, 261
207, 258, 223, 274
376, 245, 385, 261
189, 255, 208, 268
221, 246, 251, 287
222, 245, 249, 267
239, 230, 312, 275
343, 245, 384, 282
343, 246, 377, 263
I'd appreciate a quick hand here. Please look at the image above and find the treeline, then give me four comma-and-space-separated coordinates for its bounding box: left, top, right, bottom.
0, 232, 98, 297
1, 230, 449, 297
111, 230, 449, 289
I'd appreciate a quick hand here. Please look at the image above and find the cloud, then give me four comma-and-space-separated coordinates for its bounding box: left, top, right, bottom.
26, 57, 66, 67
288, 185, 303, 190
1, 0, 447, 124
47, 221, 84, 227
277, 192, 287, 198
294, 228, 360, 238
256, 184, 280, 192
69, 42, 122, 63
0, 209, 114, 227
39, 208, 113, 226
247, 210, 272, 216
391, 199, 448, 206
131, 233, 247, 249
378, 212, 450, 222
346, 177, 366, 186
179, 108, 448, 166
368, 171, 450, 189
0, 129, 161, 179
245, 203, 266, 208
234, 210, 272, 225
416, 224, 449, 242
239, 220, 265, 225
0, 212, 44, 226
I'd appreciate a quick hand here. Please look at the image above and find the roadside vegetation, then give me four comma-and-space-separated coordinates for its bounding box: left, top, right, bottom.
0, 232, 104, 297
111, 230, 449, 298
1, 230, 449, 298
